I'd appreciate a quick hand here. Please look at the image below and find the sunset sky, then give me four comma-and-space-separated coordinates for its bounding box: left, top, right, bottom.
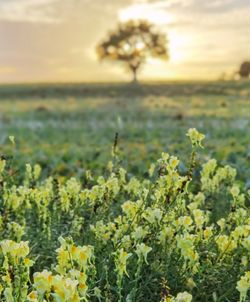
0, 0, 250, 83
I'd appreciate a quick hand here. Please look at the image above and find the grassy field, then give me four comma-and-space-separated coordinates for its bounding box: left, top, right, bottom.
0, 81, 249, 182
1, 81, 250, 301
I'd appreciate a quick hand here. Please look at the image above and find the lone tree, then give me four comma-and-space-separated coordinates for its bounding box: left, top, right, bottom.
239, 61, 250, 79
96, 20, 168, 83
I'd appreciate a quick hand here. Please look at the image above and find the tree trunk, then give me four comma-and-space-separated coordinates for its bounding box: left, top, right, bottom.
131, 68, 138, 84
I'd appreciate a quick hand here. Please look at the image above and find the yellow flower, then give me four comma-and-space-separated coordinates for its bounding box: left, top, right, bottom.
237, 271, 250, 302
186, 128, 205, 148
52, 275, 79, 302
3, 287, 14, 302
2, 273, 12, 284
175, 291, 192, 302
203, 227, 213, 240
68, 270, 88, 297
114, 248, 132, 277
132, 226, 148, 241
0, 240, 30, 260
169, 157, 179, 169
9, 136, 15, 145
230, 185, 240, 197
158, 227, 174, 245
33, 164, 41, 180
78, 282, 88, 297
242, 236, 250, 251
27, 291, 38, 302
135, 243, 152, 264
241, 256, 248, 267
232, 226, 245, 241
56, 239, 93, 273
192, 209, 205, 228
0, 240, 14, 255
33, 270, 53, 294
143, 207, 163, 224
178, 216, 193, 228
122, 201, 137, 218
177, 235, 199, 265
24, 257, 34, 267
15, 241, 30, 258
216, 235, 237, 253
217, 218, 226, 231
56, 246, 70, 271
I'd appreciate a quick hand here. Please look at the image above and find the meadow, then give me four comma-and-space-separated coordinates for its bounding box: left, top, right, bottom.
0, 81, 250, 302
0, 81, 249, 180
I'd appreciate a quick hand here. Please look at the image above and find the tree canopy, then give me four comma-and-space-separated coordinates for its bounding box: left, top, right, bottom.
96, 20, 168, 83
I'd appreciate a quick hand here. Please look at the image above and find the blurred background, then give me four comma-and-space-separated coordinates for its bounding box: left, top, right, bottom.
1, 0, 250, 82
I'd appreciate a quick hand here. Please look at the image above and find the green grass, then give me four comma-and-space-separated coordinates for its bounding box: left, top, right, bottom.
0, 81, 249, 183
0, 81, 250, 301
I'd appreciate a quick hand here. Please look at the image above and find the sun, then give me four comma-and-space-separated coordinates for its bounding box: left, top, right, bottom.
168, 31, 192, 64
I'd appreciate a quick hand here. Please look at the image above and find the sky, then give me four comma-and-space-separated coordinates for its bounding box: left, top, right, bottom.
0, 0, 250, 83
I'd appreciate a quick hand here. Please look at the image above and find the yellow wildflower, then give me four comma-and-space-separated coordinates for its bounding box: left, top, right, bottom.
135, 243, 152, 264
237, 271, 250, 302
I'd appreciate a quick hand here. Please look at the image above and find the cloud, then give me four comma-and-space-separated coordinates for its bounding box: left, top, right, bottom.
135, 0, 250, 12
0, 0, 60, 23
127, 0, 250, 31
206, 0, 234, 8
119, 3, 175, 24
134, 0, 193, 6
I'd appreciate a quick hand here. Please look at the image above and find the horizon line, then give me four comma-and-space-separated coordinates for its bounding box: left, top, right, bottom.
0, 78, 239, 87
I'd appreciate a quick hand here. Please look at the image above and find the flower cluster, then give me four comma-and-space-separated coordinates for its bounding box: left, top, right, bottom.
0, 129, 249, 301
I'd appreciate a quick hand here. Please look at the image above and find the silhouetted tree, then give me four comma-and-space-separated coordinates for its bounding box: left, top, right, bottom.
239, 61, 250, 79
96, 20, 168, 83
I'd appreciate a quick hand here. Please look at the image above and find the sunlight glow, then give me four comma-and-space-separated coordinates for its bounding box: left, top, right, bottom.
168, 32, 192, 64
118, 3, 192, 70
118, 3, 174, 25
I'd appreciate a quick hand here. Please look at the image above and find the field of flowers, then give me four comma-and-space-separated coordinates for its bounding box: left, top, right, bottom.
0, 82, 249, 180
0, 82, 250, 301
0, 128, 250, 301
